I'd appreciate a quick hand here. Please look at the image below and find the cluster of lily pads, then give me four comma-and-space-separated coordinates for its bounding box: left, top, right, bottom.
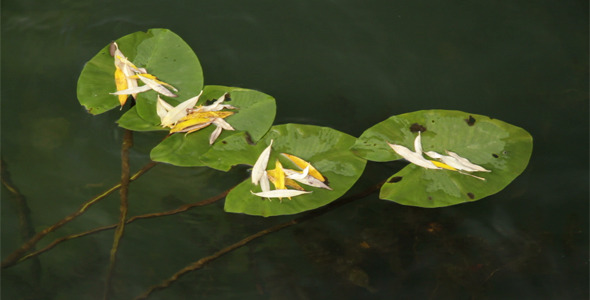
77, 29, 533, 216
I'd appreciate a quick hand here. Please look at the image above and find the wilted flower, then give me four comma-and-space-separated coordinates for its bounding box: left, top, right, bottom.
387, 132, 490, 180
250, 142, 331, 201
109, 42, 178, 102
157, 92, 236, 144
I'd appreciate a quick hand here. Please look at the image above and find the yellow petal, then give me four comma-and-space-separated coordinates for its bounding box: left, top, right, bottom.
170, 116, 213, 133
267, 160, 286, 190
284, 178, 305, 191
430, 160, 457, 171
281, 153, 326, 182
114, 67, 128, 106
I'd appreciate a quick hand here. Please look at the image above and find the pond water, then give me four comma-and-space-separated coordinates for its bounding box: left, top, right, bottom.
2, 1, 588, 299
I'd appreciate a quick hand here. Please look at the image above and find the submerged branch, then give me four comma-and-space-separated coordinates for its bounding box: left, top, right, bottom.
104, 129, 133, 300
16, 187, 233, 265
1, 161, 157, 269
135, 180, 385, 300
1, 159, 42, 283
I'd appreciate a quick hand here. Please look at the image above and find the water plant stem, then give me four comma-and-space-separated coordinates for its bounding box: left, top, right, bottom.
104, 129, 133, 300
134, 179, 386, 300
15, 187, 233, 265
1, 161, 158, 269
1, 159, 41, 283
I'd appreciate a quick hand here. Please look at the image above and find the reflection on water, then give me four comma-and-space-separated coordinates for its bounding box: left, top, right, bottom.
2, 0, 588, 299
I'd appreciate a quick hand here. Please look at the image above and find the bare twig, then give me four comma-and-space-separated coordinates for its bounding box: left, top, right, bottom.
1, 161, 157, 269
16, 187, 233, 265
135, 180, 385, 300
1, 159, 42, 283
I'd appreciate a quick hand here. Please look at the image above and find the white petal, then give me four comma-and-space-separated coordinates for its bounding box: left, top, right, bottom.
284, 166, 309, 180
209, 126, 223, 145
446, 151, 491, 172
387, 142, 440, 169
424, 151, 443, 159
156, 96, 173, 122
110, 85, 151, 95
137, 75, 177, 97
260, 171, 270, 192
414, 132, 424, 154
251, 139, 273, 185
160, 91, 202, 127
212, 118, 235, 131
251, 189, 311, 198
290, 174, 333, 190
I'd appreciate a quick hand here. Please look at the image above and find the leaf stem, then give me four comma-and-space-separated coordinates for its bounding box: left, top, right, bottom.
0, 161, 157, 269
15, 187, 233, 265
104, 129, 133, 300
1, 159, 42, 283
134, 180, 385, 300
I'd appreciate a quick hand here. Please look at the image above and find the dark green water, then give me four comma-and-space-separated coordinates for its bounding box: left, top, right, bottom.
2, 1, 588, 299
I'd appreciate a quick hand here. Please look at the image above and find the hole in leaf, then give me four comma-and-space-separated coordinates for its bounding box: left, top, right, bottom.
388, 176, 403, 183
409, 123, 426, 133
467, 192, 475, 199
492, 153, 499, 158
465, 115, 476, 126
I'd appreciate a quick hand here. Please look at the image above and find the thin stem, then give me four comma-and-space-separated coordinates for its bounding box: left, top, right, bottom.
16, 187, 232, 265
134, 180, 385, 300
1, 159, 41, 283
104, 129, 133, 300
1, 161, 157, 269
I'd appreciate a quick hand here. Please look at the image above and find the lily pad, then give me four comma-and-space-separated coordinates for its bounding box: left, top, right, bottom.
117, 106, 167, 131
200, 124, 367, 217
77, 28, 202, 117
351, 110, 532, 207
150, 85, 276, 167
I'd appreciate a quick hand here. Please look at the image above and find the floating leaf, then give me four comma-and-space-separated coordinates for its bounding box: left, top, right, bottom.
117, 106, 166, 132
351, 110, 532, 207
77, 28, 202, 118
150, 85, 276, 167
200, 124, 367, 217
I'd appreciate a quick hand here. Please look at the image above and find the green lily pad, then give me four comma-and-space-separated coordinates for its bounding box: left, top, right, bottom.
117, 106, 167, 132
77, 28, 202, 118
150, 85, 276, 167
351, 110, 533, 207
200, 124, 367, 217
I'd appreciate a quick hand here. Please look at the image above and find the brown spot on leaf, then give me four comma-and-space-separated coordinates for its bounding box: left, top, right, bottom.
222, 140, 227, 144
388, 176, 403, 183
492, 153, 499, 158
467, 192, 475, 199
409, 123, 426, 133
465, 115, 476, 126
244, 132, 255, 145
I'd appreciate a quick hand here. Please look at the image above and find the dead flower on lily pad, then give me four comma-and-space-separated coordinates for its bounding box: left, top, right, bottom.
157, 92, 237, 144
109, 42, 178, 103
387, 132, 490, 180
250, 140, 331, 202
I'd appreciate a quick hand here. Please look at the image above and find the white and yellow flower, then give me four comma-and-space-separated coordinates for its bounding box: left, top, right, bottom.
157, 92, 236, 144
387, 132, 490, 180
250, 142, 331, 201
109, 42, 178, 101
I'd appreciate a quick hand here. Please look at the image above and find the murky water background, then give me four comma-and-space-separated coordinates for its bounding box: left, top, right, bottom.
2, 1, 588, 299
